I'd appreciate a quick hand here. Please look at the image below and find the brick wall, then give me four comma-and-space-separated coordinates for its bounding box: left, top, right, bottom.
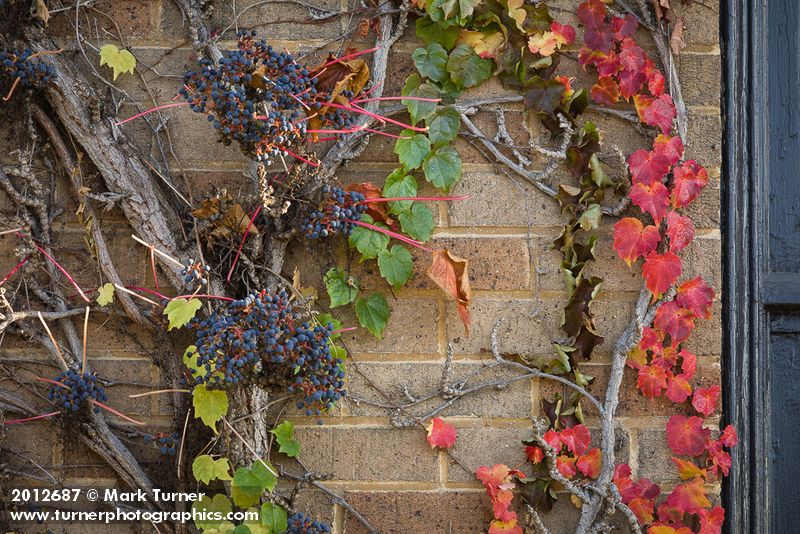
1, 1, 722, 533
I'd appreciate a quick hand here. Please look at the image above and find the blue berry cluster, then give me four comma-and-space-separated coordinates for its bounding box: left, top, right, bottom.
286, 512, 332, 534
179, 30, 358, 163
189, 289, 346, 415
143, 432, 179, 456
303, 186, 367, 239
181, 259, 210, 285
1, 49, 56, 94
48, 369, 107, 414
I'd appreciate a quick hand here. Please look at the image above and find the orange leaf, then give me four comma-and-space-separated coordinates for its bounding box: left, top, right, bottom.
671, 457, 706, 480
665, 373, 692, 403
426, 417, 457, 449
489, 519, 523, 534
576, 448, 602, 479
628, 497, 655, 524
591, 76, 620, 105
698, 506, 725, 534
637, 364, 668, 398
666, 477, 711, 515
427, 249, 471, 335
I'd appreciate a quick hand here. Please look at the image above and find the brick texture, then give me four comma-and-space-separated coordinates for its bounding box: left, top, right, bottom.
1, 1, 723, 533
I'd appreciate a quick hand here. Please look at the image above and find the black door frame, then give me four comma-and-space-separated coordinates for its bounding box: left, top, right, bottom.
722, 0, 772, 532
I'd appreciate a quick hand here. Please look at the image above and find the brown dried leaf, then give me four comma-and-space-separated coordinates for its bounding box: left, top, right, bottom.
308, 55, 370, 135
427, 249, 471, 335
670, 16, 686, 55
36, 0, 50, 26
344, 182, 393, 226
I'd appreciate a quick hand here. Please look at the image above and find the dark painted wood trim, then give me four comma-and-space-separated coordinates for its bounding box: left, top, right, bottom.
722, 0, 769, 532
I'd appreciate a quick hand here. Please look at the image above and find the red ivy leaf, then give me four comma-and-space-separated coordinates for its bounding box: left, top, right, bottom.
619, 69, 647, 100
666, 415, 710, 456
560, 424, 592, 455
543, 428, 561, 451
628, 149, 671, 185
649, 525, 694, 534
631, 182, 670, 224
676, 276, 715, 319
584, 24, 616, 53
665, 374, 692, 403
612, 14, 638, 40
720, 425, 738, 448
577, 0, 607, 27
637, 364, 668, 398
645, 60, 666, 96
642, 252, 682, 299
492, 490, 516, 522
613, 217, 661, 267
591, 76, 620, 105
692, 385, 721, 417
666, 211, 695, 253
640, 327, 663, 350
652, 134, 685, 166
619, 38, 647, 71
576, 448, 602, 479
671, 160, 709, 208
627, 347, 649, 370
426, 417, 457, 448
654, 301, 695, 344
698, 507, 725, 534
671, 457, 707, 480
679, 349, 697, 379
666, 477, 711, 515
634, 93, 677, 135
525, 445, 544, 464
706, 439, 732, 478
551, 21, 576, 45
345, 182, 393, 225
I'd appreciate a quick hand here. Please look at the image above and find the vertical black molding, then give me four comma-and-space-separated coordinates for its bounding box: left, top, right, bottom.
722, 0, 769, 532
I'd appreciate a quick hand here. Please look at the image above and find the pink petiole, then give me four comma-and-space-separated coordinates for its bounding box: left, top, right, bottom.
0, 255, 30, 287
114, 102, 189, 126
226, 205, 262, 282
4, 411, 60, 425
359, 195, 469, 204
345, 219, 433, 253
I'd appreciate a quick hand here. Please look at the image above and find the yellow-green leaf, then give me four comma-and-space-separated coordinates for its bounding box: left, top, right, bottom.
99, 44, 136, 81
192, 454, 233, 484
164, 297, 202, 330
192, 493, 232, 532
192, 385, 228, 433
97, 282, 115, 306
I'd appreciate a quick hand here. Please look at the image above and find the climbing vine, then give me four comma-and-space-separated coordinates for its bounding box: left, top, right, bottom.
0, 0, 732, 533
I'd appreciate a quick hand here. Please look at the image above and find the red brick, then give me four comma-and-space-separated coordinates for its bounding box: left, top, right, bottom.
343, 490, 492, 534
293, 425, 439, 481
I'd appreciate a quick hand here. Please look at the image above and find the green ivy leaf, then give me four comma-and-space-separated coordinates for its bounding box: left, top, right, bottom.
192, 385, 228, 433
589, 153, 613, 187
231, 461, 277, 509
234, 523, 256, 534
192, 455, 233, 484
398, 203, 435, 242
164, 297, 202, 330
270, 421, 301, 458
402, 75, 439, 125
97, 282, 115, 306
355, 293, 390, 339
260, 503, 288, 533
428, 0, 478, 25
416, 17, 459, 50
231, 468, 265, 509
579, 204, 602, 231
348, 214, 390, 260
412, 43, 448, 82
394, 130, 431, 170
377, 245, 414, 289
192, 494, 232, 532
329, 342, 347, 361
99, 44, 136, 80
323, 268, 359, 308
423, 145, 462, 192
251, 460, 278, 492
426, 107, 460, 146
446, 45, 493, 90
383, 172, 418, 215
